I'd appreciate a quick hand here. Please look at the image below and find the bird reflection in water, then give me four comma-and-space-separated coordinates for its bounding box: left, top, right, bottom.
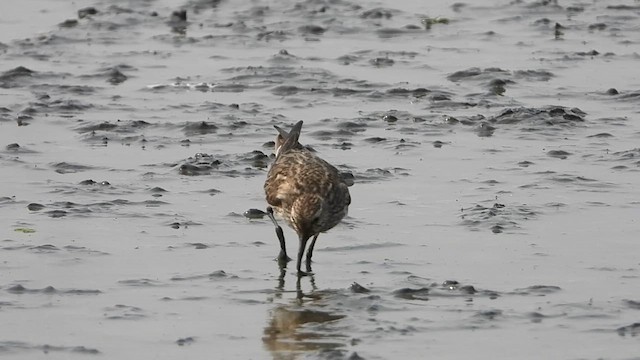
263, 271, 347, 359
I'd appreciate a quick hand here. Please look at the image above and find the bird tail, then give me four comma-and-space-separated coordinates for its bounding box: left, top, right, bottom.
274, 121, 303, 157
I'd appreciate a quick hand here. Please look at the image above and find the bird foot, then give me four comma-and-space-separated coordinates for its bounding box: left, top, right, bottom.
297, 270, 313, 277
277, 252, 292, 266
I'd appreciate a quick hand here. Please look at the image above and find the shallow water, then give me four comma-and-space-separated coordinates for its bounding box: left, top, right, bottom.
1, 0, 640, 359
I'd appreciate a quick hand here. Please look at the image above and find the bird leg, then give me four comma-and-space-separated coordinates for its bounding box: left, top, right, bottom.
266, 207, 291, 266
305, 234, 320, 273
297, 236, 311, 276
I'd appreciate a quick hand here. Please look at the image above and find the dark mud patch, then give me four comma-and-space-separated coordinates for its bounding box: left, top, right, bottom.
1, 242, 108, 256
351, 167, 410, 184
176, 336, 196, 346
174, 151, 268, 177
196, 188, 222, 196
244, 208, 267, 219
185, 242, 209, 249
494, 106, 585, 131
28, 244, 61, 253
170, 270, 235, 281
0, 341, 99, 355
472, 309, 503, 322
460, 201, 537, 233
547, 150, 572, 159
448, 67, 553, 84
27, 203, 45, 211
587, 132, 614, 138
51, 161, 99, 174
392, 287, 431, 300
543, 173, 616, 190
75, 120, 154, 146
349, 282, 370, 294
5, 284, 101, 295
616, 322, 640, 337
79, 65, 133, 85
76, 119, 152, 134
28, 199, 168, 218
61, 245, 109, 255
103, 304, 147, 320
447, 106, 587, 137
0, 66, 35, 85
0, 197, 17, 205
513, 285, 562, 295
167, 220, 203, 230
606, 148, 640, 169
622, 299, 640, 310
3, 143, 37, 154
117, 278, 165, 287
393, 280, 498, 300
182, 121, 218, 136
357, 109, 448, 131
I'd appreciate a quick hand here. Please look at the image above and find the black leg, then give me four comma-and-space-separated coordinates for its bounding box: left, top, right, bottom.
296, 236, 310, 276
305, 234, 319, 273
267, 207, 291, 265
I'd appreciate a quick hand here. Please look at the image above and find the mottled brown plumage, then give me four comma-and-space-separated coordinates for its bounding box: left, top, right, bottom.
264, 121, 351, 275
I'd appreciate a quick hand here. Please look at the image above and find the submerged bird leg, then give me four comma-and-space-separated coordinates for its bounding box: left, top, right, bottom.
305, 233, 320, 273
266, 207, 291, 265
296, 235, 311, 276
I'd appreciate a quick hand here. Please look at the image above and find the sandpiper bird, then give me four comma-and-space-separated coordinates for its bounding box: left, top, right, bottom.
264, 121, 351, 276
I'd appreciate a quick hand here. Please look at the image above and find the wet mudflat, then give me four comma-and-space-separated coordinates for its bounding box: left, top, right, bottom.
1, 0, 640, 359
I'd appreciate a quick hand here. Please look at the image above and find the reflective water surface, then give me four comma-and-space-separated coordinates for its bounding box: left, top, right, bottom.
1, 0, 639, 359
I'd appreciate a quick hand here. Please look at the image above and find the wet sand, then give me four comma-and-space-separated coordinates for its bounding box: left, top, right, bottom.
1, 0, 640, 359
